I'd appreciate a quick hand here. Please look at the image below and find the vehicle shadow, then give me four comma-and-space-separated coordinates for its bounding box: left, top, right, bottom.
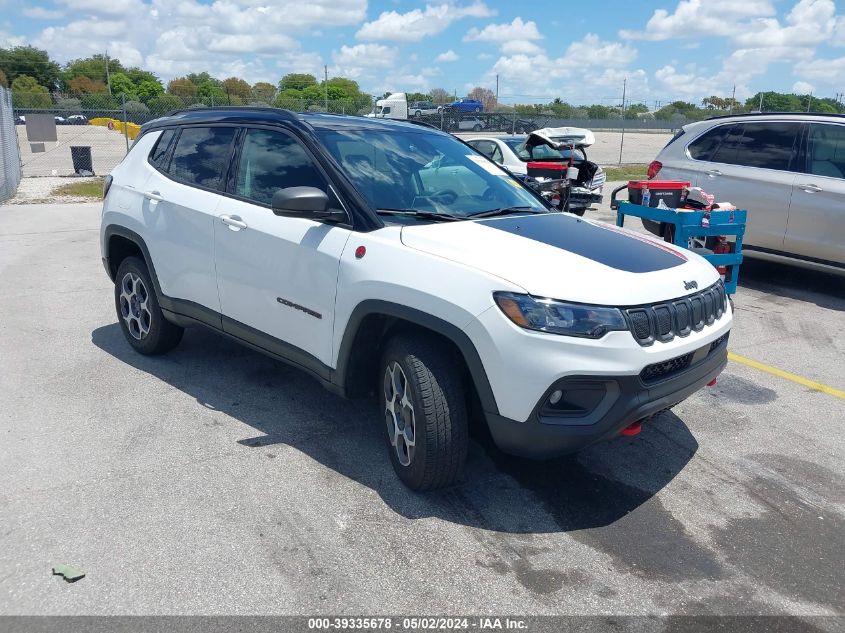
92, 322, 699, 536
738, 258, 844, 311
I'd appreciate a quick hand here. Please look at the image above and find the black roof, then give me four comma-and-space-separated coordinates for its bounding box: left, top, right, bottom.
704, 111, 845, 122
141, 106, 448, 135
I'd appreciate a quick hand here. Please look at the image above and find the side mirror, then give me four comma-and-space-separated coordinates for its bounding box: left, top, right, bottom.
271, 187, 346, 222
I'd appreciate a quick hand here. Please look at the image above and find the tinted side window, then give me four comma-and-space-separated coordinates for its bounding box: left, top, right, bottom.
689, 124, 734, 161
712, 122, 801, 171
168, 127, 237, 190
235, 129, 327, 206
733, 122, 800, 170
149, 128, 175, 168
807, 123, 845, 179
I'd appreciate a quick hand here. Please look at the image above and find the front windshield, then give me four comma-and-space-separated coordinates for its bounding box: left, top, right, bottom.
316, 128, 547, 218
502, 138, 585, 162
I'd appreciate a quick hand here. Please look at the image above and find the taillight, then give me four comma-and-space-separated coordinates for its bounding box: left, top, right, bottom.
647, 161, 662, 179
103, 175, 113, 199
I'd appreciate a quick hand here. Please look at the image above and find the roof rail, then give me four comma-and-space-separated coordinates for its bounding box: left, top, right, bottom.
704, 111, 845, 122
162, 105, 299, 120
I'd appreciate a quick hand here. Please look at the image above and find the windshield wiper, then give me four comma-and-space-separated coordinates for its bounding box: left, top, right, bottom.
377, 208, 462, 222
466, 206, 541, 219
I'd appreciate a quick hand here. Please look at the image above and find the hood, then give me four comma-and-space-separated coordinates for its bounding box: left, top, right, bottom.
528, 127, 595, 150
400, 213, 719, 306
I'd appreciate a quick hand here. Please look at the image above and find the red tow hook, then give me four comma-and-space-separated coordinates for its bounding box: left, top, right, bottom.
621, 421, 642, 436
707, 378, 717, 386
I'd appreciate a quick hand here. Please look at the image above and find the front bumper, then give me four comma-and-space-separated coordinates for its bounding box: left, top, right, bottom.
485, 335, 728, 459
569, 189, 602, 209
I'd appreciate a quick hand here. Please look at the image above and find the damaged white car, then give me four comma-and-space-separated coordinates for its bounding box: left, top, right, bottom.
467, 127, 606, 216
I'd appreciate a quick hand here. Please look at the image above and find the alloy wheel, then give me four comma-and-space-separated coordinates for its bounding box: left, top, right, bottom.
119, 272, 152, 340
384, 361, 416, 467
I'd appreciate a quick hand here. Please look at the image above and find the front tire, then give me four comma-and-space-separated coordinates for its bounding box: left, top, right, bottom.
114, 256, 183, 355
472, 124, 482, 131
379, 334, 468, 490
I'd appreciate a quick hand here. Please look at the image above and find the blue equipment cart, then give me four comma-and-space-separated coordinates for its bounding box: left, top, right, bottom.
615, 202, 747, 294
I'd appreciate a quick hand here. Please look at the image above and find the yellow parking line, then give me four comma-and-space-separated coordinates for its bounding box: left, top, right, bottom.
728, 352, 845, 400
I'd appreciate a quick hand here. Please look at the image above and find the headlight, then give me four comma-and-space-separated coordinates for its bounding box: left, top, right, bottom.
494, 292, 628, 339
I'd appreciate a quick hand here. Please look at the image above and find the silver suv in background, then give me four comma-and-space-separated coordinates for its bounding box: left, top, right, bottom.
648, 113, 845, 275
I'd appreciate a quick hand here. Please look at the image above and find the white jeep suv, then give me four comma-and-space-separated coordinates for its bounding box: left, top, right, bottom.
101, 108, 732, 490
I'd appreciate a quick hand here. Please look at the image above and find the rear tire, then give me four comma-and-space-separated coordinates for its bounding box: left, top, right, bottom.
379, 334, 468, 491
114, 256, 183, 355
472, 124, 482, 131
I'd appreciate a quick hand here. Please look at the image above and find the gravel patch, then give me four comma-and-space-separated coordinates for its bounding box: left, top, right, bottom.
6, 176, 101, 205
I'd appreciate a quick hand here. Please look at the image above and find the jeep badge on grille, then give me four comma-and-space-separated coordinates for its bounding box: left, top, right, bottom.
684, 280, 698, 291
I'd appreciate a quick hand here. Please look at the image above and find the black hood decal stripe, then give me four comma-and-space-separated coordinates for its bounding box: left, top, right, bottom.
478, 214, 686, 273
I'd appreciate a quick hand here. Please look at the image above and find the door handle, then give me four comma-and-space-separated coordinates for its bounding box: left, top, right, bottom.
220, 215, 248, 230
798, 183, 822, 193
706, 169, 722, 177
143, 190, 164, 202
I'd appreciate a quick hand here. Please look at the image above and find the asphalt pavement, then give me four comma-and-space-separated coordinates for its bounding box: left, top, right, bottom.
0, 202, 843, 619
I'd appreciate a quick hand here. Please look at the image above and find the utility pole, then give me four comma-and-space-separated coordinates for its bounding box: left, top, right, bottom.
807, 92, 813, 112
729, 85, 736, 114
758, 92, 764, 112
324, 65, 328, 112
105, 50, 112, 95
618, 77, 627, 165
495, 73, 499, 102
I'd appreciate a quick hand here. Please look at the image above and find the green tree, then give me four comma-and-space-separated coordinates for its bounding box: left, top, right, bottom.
80, 93, 118, 110
124, 68, 160, 87
167, 78, 197, 99
279, 73, 317, 91
587, 104, 611, 119
109, 72, 135, 98
222, 77, 251, 100
0, 69, 6, 87
62, 54, 123, 90
197, 80, 226, 104
624, 103, 649, 119
745, 91, 802, 112
147, 94, 184, 114
136, 80, 164, 101
251, 82, 276, 103
11, 75, 52, 108
186, 72, 217, 87
406, 92, 431, 103
0, 46, 60, 89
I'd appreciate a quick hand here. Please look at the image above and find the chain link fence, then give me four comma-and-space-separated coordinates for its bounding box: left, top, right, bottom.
0, 86, 22, 203
11, 92, 680, 179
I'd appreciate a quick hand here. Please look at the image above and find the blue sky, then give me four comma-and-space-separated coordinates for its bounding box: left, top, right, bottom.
2, 0, 844, 104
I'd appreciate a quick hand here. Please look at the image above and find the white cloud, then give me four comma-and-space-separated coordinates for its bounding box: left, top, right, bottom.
732, 0, 836, 48
500, 40, 541, 55
22, 6, 65, 19
620, 0, 776, 40
792, 80, 814, 93
464, 17, 542, 43
799, 55, 845, 84
0, 29, 25, 48
565, 33, 636, 67
332, 44, 397, 73
485, 33, 647, 100
356, 2, 494, 42
55, 0, 143, 18
435, 50, 459, 62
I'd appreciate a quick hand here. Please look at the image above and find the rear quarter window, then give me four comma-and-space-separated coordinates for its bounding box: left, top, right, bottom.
168, 126, 238, 190
688, 124, 735, 161
149, 128, 175, 169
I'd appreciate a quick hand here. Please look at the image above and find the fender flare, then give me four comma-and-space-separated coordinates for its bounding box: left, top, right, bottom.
335, 300, 499, 415
103, 225, 162, 295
